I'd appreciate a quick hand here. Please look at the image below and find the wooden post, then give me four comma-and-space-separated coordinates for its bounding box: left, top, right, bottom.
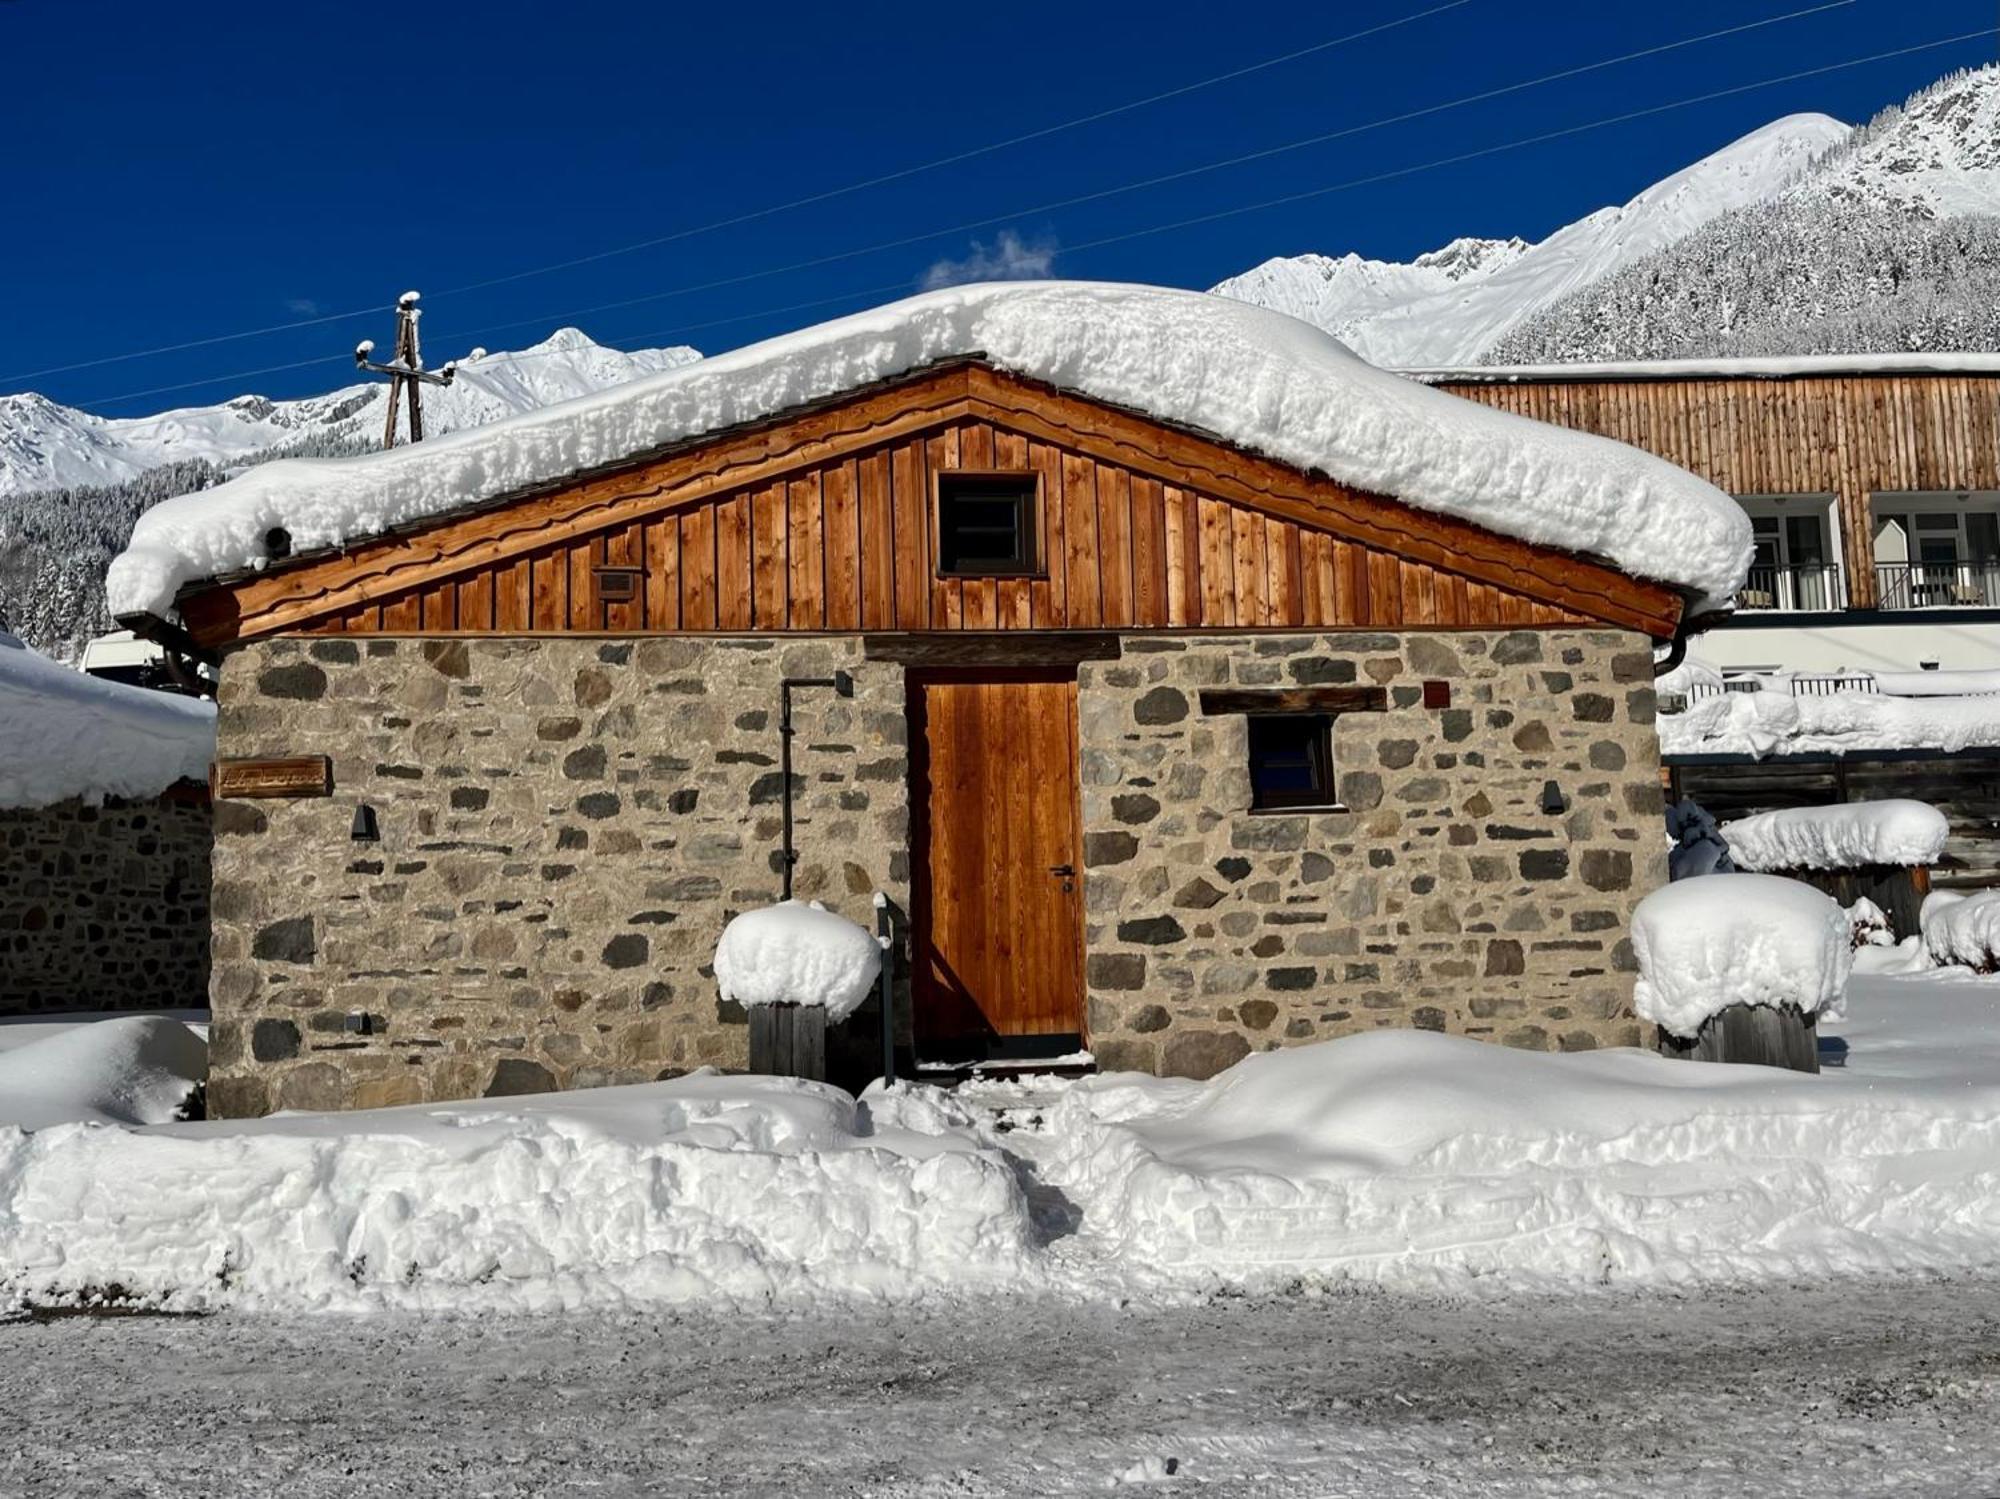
1659, 1003, 1819, 1073
748, 1003, 828, 1082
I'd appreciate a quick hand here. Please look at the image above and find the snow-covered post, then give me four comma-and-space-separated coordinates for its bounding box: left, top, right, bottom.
1718, 799, 1949, 941
713, 900, 883, 1082
1631, 873, 1852, 1073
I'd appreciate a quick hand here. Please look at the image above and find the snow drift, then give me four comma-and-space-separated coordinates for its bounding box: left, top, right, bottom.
106, 282, 1750, 620
1020, 1016, 2000, 1290
0, 1074, 1032, 1314
1721, 800, 1949, 872
1629, 874, 1851, 1038
0, 630, 215, 809
12, 978, 2000, 1310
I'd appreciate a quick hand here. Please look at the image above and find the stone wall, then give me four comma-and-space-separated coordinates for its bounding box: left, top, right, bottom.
210, 626, 1667, 1111
1076, 630, 1666, 1075
206, 637, 908, 1117
0, 793, 211, 1015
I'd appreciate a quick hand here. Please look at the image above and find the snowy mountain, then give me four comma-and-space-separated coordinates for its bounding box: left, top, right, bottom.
0, 328, 701, 656
1493, 68, 2000, 364
0, 328, 702, 499
1788, 66, 2000, 220
1214, 113, 1849, 367
1206, 236, 1527, 352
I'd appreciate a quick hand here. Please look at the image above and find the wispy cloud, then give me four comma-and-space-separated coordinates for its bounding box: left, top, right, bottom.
286, 297, 322, 317
921, 231, 1056, 291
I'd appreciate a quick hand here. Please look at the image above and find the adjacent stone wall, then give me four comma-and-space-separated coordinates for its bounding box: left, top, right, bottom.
0, 793, 211, 1015
206, 637, 907, 1117
1078, 630, 1666, 1074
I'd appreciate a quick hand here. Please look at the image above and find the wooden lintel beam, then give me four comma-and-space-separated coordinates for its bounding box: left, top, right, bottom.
863, 631, 1122, 667
1198, 686, 1389, 715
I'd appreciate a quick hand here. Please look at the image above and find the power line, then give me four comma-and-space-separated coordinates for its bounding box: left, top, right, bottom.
433, 0, 1480, 301
0, 0, 1473, 387
429, 0, 1861, 343
72, 0, 1865, 407
80, 23, 1990, 412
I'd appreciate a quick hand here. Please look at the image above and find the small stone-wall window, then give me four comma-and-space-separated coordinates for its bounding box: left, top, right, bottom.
937, 472, 1037, 576
1247, 714, 1336, 811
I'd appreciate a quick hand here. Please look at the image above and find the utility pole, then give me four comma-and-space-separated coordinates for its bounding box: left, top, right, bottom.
354, 290, 456, 449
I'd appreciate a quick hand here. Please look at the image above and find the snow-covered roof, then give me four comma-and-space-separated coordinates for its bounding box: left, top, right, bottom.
1411, 352, 2000, 384
106, 283, 1751, 622
0, 631, 215, 810
1659, 687, 2000, 761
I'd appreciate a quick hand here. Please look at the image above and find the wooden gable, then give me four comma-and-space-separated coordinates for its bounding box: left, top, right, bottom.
175, 363, 1684, 648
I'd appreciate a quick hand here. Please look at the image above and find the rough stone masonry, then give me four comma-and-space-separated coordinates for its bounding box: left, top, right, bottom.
205, 627, 1664, 1115
205, 637, 907, 1117
0, 794, 210, 1016
1074, 629, 1665, 1077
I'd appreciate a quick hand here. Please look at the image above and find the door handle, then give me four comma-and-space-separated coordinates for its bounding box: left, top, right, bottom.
1049, 864, 1075, 877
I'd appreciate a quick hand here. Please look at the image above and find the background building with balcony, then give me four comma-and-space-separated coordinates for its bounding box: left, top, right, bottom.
1425, 355, 2000, 676
1422, 356, 2000, 894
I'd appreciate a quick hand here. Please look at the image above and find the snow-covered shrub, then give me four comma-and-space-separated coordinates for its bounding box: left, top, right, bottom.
713, 900, 882, 1021
1630, 874, 1852, 1038
1845, 897, 1895, 951
1922, 889, 2000, 973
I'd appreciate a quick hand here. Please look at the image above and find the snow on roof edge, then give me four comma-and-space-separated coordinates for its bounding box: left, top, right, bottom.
1410, 352, 2000, 384
107, 282, 1752, 622
0, 632, 215, 811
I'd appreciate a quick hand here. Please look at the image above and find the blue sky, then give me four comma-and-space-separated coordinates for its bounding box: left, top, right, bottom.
2, 0, 1991, 414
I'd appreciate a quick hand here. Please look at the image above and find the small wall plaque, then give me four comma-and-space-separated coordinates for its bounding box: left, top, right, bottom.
212, 755, 333, 800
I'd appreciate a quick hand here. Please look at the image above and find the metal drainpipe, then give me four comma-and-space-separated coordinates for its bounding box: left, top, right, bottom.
874, 892, 896, 1086
777, 672, 854, 901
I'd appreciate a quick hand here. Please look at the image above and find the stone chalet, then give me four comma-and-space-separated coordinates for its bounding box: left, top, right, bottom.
110, 286, 1728, 1116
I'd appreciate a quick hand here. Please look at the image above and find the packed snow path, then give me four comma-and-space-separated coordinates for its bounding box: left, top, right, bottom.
6, 1280, 1999, 1497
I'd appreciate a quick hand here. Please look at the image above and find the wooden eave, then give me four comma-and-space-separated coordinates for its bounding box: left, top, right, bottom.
167, 360, 1685, 647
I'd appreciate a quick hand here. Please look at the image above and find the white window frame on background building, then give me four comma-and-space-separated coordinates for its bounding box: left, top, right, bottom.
1733, 494, 1844, 611
1872, 491, 2000, 609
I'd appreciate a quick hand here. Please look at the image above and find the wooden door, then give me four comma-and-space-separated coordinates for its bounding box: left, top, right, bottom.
911, 670, 1084, 1054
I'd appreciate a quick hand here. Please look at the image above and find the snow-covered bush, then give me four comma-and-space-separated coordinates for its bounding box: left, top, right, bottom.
1630, 874, 1852, 1039
1846, 897, 1895, 952
713, 900, 882, 1021
1721, 799, 1949, 872
1922, 889, 2000, 973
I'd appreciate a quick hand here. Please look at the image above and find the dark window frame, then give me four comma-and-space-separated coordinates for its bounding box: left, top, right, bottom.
934, 470, 1042, 578
1246, 712, 1340, 812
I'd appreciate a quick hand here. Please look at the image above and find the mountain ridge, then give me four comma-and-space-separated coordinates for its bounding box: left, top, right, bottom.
0, 328, 702, 499
1213, 67, 2000, 368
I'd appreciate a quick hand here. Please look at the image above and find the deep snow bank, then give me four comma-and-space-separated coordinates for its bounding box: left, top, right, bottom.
0, 631, 214, 809
107, 283, 1749, 619
12, 982, 2000, 1311
1016, 1024, 2000, 1290
0, 1075, 1032, 1313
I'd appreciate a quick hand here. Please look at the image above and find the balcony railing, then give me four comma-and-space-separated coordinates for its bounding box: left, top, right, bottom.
1734, 563, 1847, 612
1874, 561, 2000, 610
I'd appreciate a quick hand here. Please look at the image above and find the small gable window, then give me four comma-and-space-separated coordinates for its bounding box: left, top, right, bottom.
1247, 714, 1337, 811
937, 472, 1037, 576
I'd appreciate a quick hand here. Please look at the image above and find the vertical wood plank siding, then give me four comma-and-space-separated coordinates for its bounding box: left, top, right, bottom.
340, 416, 1591, 635
1442, 374, 2000, 610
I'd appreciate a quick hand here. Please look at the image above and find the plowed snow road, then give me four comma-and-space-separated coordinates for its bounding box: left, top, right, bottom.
6, 1280, 1998, 1496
